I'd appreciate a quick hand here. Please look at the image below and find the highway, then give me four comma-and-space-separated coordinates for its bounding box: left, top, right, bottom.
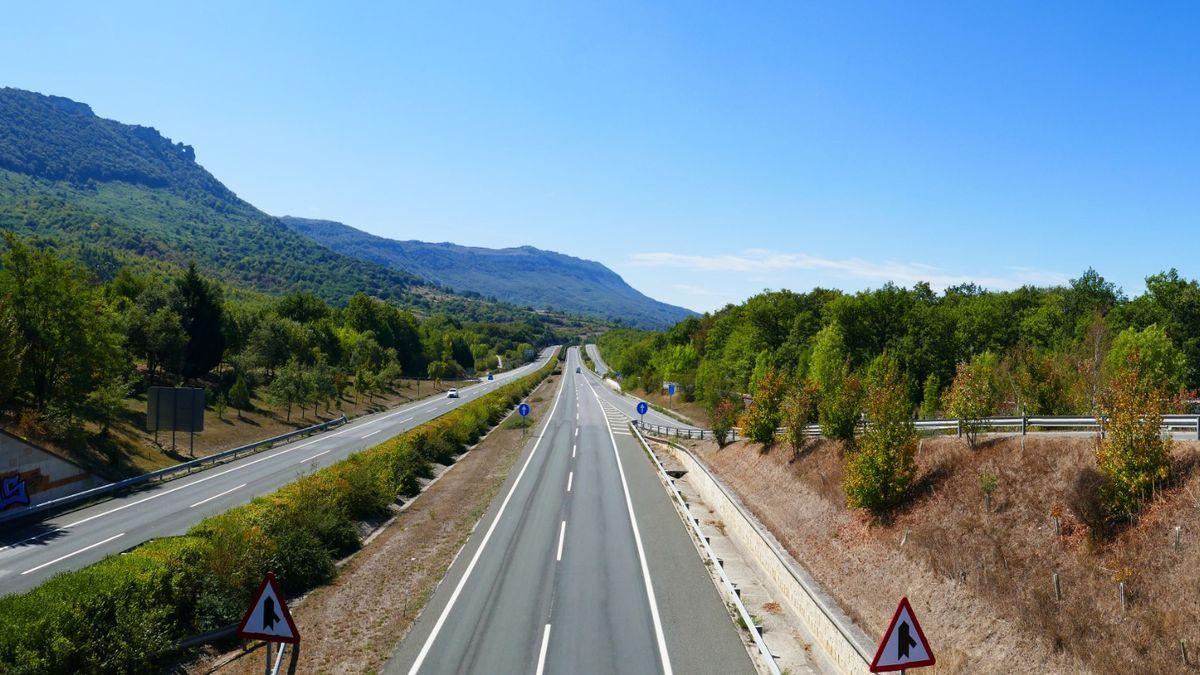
584, 343, 700, 431
0, 349, 556, 597
387, 347, 752, 675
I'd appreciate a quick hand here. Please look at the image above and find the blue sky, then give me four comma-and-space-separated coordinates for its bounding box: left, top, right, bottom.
3, 2, 1197, 312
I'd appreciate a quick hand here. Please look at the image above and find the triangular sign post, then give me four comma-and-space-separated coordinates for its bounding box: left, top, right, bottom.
869, 596, 934, 672
237, 572, 300, 644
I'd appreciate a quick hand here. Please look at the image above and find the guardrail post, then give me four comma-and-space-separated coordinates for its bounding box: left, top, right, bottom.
1022, 416, 1028, 435
1195, 415, 1200, 442
957, 419, 963, 438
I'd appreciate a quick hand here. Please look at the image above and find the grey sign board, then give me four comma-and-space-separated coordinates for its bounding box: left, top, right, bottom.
147, 387, 205, 433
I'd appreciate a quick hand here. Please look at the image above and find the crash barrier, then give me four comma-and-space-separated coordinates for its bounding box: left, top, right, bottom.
0, 416, 347, 527
633, 420, 730, 442
634, 414, 1200, 444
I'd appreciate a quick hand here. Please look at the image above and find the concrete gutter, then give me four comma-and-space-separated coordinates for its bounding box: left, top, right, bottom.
656, 438, 875, 675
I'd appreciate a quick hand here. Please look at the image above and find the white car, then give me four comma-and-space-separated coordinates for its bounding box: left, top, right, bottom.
447, 388, 459, 398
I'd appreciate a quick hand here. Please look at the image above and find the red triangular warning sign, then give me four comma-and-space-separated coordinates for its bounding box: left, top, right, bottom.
869, 596, 934, 672
236, 572, 300, 644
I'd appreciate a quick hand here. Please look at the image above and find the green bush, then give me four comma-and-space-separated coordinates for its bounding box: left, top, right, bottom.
844, 355, 917, 514
0, 356, 555, 673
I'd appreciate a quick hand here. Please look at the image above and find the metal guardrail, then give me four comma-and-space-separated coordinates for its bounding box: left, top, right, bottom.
0, 415, 347, 527
635, 413, 1200, 443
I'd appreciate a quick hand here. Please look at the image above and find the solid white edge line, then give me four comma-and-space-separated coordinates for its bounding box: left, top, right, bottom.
188, 483, 247, 508
536, 623, 552, 675
585, 377, 674, 675
556, 520, 567, 561
21, 532, 125, 575
406, 359, 567, 675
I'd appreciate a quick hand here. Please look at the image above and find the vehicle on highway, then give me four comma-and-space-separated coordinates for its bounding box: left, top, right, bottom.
487, 373, 494, 380
447, 388, 459, 398
576, 366, 581, 373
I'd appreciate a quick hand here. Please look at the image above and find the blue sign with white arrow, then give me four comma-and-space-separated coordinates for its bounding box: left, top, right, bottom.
518, 403, 531, 417
636, 401, 649, 416
668, 383, 676, 397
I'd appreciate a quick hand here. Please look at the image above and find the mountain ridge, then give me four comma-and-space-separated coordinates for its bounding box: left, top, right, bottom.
281, 216, 696, 329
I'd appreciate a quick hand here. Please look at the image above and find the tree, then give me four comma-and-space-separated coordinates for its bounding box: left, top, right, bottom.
809, 323, 862, 443
174, 263, 226, 379
0, 298, 24, 408
741, 367, 786, 444
0, 233, 123, 415
1104, 325, 1186, 394
1096, 351, 1172, 521
85, 376, 129, 434
266, 359, 310, 422
946, 352, 1001, 449
845, 355, 917, 513
228, 374, 253, 420
782, 381, 819, 459
918, 373, 940, 419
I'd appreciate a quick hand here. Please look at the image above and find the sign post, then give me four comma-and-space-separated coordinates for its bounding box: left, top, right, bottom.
869, 597, 935, 672
518, 403, 531, 437
238, 572, 300, 674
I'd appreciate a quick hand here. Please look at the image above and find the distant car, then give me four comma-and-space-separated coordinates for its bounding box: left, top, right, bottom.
576, 367, 581, 373
487, 373, 494, 381
447, 388, 459, 398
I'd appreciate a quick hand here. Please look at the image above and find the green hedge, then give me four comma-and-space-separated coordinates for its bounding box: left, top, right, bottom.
0, 358, 555, 674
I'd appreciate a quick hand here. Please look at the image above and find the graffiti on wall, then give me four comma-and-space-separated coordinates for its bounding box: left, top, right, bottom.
1, 473, 30, 511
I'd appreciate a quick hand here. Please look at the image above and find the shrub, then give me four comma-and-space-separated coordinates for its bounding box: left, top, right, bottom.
1095, 352, 1172, 521
946, 352, 1000, 449
709, 398, 741, 447
818, 366, 863, 444
740, 367, 787, 444
782, 382, 818, 459
844, 355, 916, 514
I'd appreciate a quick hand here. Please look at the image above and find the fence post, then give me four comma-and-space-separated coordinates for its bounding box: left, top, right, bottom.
957, 419, 963, 438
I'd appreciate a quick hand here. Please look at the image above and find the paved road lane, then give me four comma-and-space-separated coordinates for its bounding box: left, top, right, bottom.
387, 347, 752, 675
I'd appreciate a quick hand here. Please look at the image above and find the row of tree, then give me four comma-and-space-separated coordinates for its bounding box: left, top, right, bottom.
0, 232, 547, 440
600, 268, 1199, 415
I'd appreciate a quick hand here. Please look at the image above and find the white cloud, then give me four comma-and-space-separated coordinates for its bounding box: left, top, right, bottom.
627, 249, 1068, 291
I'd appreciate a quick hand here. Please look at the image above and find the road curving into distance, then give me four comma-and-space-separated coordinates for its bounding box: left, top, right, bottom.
387, 346, 752, 675
0, 349, 556, 597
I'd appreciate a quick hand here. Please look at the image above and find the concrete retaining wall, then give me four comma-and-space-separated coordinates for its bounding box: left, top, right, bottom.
0, 429, 104, 512
665, 442, 875, 675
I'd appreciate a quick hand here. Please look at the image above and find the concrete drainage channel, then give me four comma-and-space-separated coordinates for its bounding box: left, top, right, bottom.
632, 424, 876, 675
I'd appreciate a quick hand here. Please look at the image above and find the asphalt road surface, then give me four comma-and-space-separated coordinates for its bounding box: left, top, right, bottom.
0, 349, 556, 597
387, 347, 752, 675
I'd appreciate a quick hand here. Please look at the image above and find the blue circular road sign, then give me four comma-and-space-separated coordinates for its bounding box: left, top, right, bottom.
637, 401, 649, 415
518, 403, 531, 417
